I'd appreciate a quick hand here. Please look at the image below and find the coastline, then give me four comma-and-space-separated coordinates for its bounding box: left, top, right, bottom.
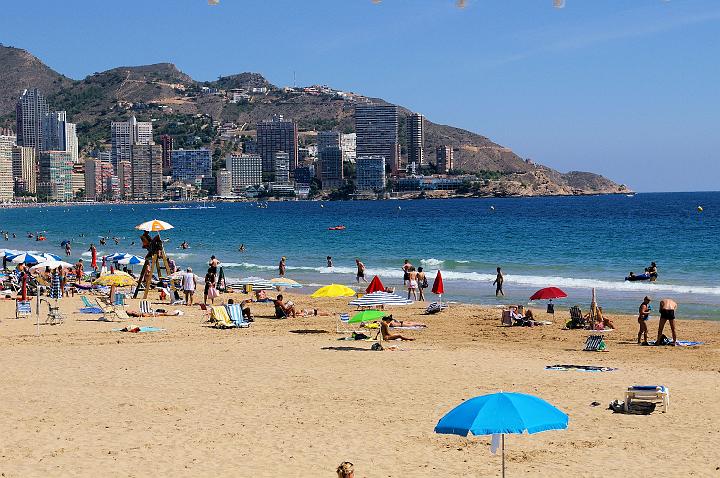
0, 291, 717, 476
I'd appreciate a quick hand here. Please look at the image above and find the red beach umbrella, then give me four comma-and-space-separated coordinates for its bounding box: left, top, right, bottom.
432, 270, 445, 295
529, 287, 567, 301
366, 275, 385, 293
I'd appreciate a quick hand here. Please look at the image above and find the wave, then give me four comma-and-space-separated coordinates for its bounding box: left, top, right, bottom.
420, 258, 444, 266
229, 262, 720, 296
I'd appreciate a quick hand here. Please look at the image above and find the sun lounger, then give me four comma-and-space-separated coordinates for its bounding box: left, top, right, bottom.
226, 304, 250, 328
95, 298, 128, 322
584, 335, 607, 351
139, 299, 156, 316
625, 385, 669, 412
15, 300, 31, 319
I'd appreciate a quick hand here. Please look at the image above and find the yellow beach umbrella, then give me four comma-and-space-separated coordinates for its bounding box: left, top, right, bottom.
93, 271, 137, 287
135, 219, 174, 232
311, 284, 356, 298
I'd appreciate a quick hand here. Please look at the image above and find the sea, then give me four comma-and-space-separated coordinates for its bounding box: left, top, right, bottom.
1, 192, 718, 319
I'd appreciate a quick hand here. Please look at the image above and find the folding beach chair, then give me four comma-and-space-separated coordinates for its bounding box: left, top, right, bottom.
501, 310, 513, 326
139, 299, 156, 316
337, 313, 354, 334
15, 300, 31, 319
81, 296, 95, 308
584, 335, 607, 351
225, 304, 250, 328
113, 292, 126, 306
95, 298, 123, 322
625, 385, 669, 412
44, 301, 65, 325
568, 306, 587, 329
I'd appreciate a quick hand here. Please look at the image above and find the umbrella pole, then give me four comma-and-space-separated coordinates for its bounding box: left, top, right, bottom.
502, 434, 505, 478
36, 283, 40, 336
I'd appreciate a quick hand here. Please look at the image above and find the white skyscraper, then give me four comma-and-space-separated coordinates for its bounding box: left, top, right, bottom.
111, 116, 153, 168
226, 153, 262, 191
0, 133, 16, 201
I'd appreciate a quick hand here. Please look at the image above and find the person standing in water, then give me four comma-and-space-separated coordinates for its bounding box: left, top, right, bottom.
326, 256, 333, 268
355, 258, 366, 283
278, 257, 286, 277
493, 267, 504, 296
637, 296, 651, 345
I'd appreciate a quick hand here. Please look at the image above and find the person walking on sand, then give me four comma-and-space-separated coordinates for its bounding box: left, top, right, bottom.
355, 258, 367, 283
637, 296, 651, 345
278, 257, 286, 277
493, 267, 504, 296
656, 298, 678, 345
407, 266, 418, 301
417, 266, 427, 301
182, 267, 197, 306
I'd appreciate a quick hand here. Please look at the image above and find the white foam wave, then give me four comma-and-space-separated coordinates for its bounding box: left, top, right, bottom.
456, 260, 470, 264
420, 258, 444, 266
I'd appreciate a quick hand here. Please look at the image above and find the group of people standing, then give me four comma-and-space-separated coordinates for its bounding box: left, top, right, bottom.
402, 259, 428, 301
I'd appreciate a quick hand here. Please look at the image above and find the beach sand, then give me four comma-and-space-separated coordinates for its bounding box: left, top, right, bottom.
0, 291, 718, 477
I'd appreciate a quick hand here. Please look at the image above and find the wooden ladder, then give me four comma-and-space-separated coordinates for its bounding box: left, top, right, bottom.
133, 244, 171, 299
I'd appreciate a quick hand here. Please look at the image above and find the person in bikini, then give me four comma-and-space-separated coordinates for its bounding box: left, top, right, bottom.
379, 316, 415, 341
637, 296, 651, 345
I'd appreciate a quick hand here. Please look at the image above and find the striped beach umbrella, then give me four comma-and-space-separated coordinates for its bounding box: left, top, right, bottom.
270, 277, 303, 288
348, 291, 413, 307
135, 219, 174, 232
9, 252, 48, 264
40, 252, 62, 261
118, 255, 143, 266
230, 277, 276, 291
30, 260, 73, 271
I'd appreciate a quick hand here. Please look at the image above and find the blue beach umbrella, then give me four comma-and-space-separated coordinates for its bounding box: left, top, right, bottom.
435, 392, 568, 477
40, 252, 62, 261
8, 252, 48, 264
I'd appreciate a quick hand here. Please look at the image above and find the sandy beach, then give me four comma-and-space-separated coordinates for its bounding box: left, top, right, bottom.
0, 291, 718, 477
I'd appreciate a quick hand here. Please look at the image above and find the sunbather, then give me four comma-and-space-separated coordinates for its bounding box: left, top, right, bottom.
126, 309, 183, 317
595, 307, 616, 330
274, 294, 297, 318
385, 315, 426, 327
380, 316, 415, 341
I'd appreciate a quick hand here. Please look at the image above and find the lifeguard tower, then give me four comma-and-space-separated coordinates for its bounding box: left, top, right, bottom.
133, 220, 174, 299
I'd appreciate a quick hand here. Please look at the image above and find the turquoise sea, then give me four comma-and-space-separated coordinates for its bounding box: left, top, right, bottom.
1, 192, 718, 319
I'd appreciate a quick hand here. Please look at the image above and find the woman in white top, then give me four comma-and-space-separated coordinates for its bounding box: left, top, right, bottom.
407, 266, 418, 301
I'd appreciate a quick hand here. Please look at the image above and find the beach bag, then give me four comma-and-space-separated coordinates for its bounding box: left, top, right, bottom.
426, 302, 443, 314
421, 276, 429, 289
207, 285, 219, 299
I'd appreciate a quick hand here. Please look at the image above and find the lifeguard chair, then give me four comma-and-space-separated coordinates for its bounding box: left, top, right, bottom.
133, 221, 174, 299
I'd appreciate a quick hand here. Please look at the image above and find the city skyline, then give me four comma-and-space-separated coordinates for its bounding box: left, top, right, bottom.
0, 0, 718, 192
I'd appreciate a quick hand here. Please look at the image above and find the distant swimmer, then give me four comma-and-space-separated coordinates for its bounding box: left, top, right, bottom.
239, 244, 246, 252
279, 256, 286, 277
493, 267, 504, 296
180, 241, 189, 250
327, 256, 333, 268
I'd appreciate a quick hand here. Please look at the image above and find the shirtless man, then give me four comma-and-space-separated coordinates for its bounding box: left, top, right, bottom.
656, 298, 678, 345
380, 316, 415, 341
493, 267, 504, 296
355, 258, 366, 283
637, 296, 651, 345
402, 259, 412, 285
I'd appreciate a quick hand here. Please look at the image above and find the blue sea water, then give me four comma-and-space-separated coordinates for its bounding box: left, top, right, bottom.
0, 192, 718, 319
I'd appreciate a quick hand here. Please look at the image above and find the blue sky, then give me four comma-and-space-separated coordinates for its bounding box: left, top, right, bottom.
1, 0, 718, 191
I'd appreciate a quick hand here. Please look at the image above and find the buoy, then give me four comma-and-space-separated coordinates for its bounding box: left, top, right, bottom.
320, 204, 324, 208
697, 206, 703, 212
490, 205, 495, 210
398, 206, 401, 210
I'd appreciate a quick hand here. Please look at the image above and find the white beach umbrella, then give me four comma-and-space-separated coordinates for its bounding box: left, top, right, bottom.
9, 252, 48, 264
30, 260, 74, 271
135, 219, 174, 232
348, 291, 413, 307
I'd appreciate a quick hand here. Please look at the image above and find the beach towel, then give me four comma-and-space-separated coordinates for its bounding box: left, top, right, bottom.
79, 306, 103, 314
390, 325, 425, 330
646, 339, 703, 347
113, 326, 164, 333
546, 364, 617, 372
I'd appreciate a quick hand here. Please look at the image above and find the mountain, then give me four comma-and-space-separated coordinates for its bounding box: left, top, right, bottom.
0, 45, 629, 195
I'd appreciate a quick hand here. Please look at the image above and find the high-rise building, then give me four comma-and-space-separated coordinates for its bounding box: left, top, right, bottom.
160, 134, 173, 174
98, 150, 112, 164
356, 155, 386, 192
111, 116, 153, 168
407, 113, 425, 167
16, 88, 49, 155
317, 131, 341, 153
12, 146, 36, 194
85, 158, 116, 200
216, 169, 233, 197
42, 111, 79, 163
273, 151, 290, 185
171, 149, 212, 184
355, 104, 399, 172
130, 143, 163, 200
38, 151, 73, 201
256, 115, 298, 173
117, 161, 131, 200
436, 145, 454, 173
226, 153, 262, 191
293, 165, 314, 186
0, 133, 15, 201
341, 133, 356, 162
320, 146, 343, 190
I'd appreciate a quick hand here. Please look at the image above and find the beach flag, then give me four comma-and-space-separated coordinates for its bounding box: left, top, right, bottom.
366, 275, 385, 294
432, 270, 444, 295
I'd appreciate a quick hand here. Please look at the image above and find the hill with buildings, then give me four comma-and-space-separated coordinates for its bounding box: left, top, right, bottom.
0, 45, 628, 196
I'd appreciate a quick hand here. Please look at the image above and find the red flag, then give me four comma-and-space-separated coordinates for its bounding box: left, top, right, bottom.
432, 270, 444, 295
366, 275, 385, 293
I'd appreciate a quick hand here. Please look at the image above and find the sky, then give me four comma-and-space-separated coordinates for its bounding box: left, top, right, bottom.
1, 0, 718, 192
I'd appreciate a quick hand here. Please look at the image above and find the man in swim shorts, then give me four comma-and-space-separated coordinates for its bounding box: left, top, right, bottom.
656, 298, 677, 345
637, 296, 651, 345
